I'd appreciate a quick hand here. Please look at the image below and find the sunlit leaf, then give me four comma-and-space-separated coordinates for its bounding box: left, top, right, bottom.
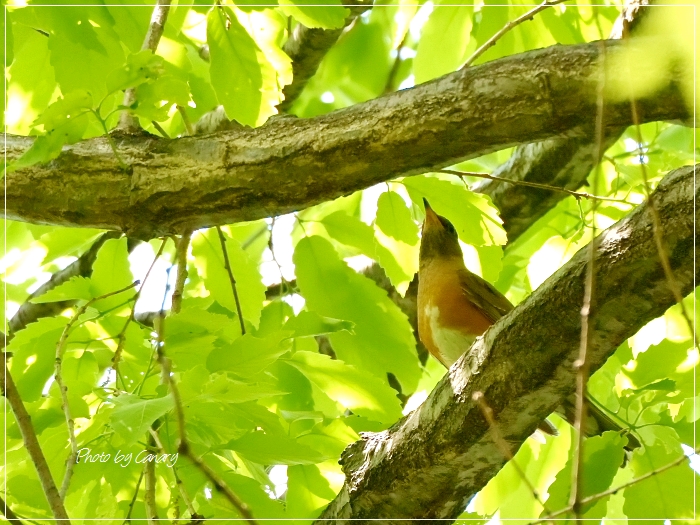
287, 350, 403, 424
109, 394, 174, 446
294, 236, 420, 393
278, 0, 348, 29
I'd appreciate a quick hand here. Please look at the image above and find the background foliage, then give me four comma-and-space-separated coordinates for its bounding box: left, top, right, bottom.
2, 0, 697, 522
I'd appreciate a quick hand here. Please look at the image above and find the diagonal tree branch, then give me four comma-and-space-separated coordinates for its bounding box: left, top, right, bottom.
317, 163, 698, 521
1, 354, 71, 522
4, 41, 689, 239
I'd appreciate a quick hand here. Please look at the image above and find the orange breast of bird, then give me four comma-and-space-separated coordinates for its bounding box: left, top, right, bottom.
417, 258, 494, 368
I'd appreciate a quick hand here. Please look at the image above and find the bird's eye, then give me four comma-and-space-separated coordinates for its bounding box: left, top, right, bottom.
441, 218, 456, 234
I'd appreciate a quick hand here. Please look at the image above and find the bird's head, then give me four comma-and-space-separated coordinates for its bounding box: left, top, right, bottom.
420, 199, 463, 266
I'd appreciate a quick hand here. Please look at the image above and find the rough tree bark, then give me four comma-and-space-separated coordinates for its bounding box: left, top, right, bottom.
4, 40, 688, 239
317, 163, 698, 521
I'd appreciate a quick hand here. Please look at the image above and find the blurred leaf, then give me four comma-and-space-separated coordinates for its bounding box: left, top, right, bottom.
207, 331, 290, 377
283, 311, 354, 338
414, 2, 474, 83
90, 238, 134, 311
105, 50, 165, 94
7, 317, 68, 401
294, 236, 420, 393
110, 394, 174, 446
225, 430, 329, 465
544, 432, 627, 518
287, 351, 403, 424
31, 276, 93, 303
278, 0, 348, 29
623, 426, 694, 519
287, 464, 337, 518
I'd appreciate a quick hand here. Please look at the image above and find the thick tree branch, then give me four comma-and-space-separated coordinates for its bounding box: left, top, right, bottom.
4, 40, 689, 239
317, 163, 698, 521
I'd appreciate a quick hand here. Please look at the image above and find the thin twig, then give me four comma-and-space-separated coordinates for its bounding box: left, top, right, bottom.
149, 428, 199, 518
112, 239, 168, 386
568, 40, 607, 518
535, 447, 698, 523
151, 120, 170, 139
383, 24, 412, 94
460, 0, 570, 69
144, 431, 159, 524
171, 231, 192, 314
122, 469, 144, 525
56, 281, 139, 499
439, 169, 631, 204
119, 0, 172, 130
0, 494, 22, 523
472, 392, 551, 514
0, 359, 71, 522
216, 226, 246, 334
178, 105, 195, 136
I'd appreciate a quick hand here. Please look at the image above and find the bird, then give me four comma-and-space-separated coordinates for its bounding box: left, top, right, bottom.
417, 198, 639, 447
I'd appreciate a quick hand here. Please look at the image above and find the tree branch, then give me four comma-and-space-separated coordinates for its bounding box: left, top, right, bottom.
5, 40, 689, 239
119, 0, 172, 131
278, 0, 373, 112
1, 358, 71, 522
317, 163, 698, 521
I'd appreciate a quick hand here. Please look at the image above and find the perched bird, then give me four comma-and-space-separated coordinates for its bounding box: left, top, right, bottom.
417, 199, 639, 447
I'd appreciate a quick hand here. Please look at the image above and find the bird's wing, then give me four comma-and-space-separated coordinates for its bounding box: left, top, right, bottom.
458, 269, 514, 324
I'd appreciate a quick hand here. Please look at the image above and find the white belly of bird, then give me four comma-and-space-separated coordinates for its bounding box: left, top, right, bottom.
424, 303, 477, 367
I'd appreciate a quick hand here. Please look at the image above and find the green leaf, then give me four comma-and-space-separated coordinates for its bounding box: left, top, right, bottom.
90, 237, 134, 311
207, 331, 290, 377
7, 317, 68, 402
7, 131, 70, 173
33, 89, 93, 130
109, 394, 174, 446
544, 431, 627, 518
287, 351, 403, 424
224, 430, 329, 465
625, 339, 691, 389
105, 50, 165, 94
375, 191, 419, 245
207, 6, 279, 127
287, 464, 337, 518
321, 210, 413, 290
414, 2, 474, 83
180, 366, 286, 405
278, 0, 348, 29
191, 228, 266, 328
293, 236, 420, 393
31, 276, 94, 303
623, 426, 694, 519
283, 311, 354, 338
404, 175, 507, 246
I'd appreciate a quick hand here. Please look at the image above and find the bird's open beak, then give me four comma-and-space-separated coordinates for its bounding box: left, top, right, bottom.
423, 198, 443, 229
